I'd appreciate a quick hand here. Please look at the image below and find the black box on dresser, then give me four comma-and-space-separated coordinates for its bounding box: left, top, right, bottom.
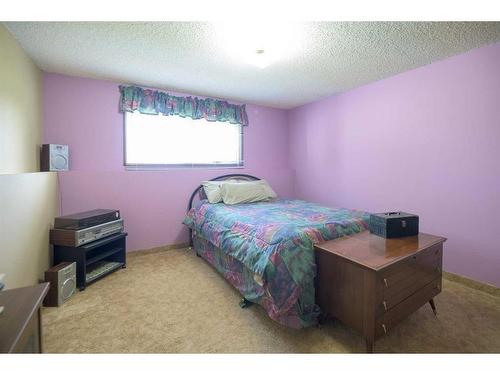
369, 212, 419, 238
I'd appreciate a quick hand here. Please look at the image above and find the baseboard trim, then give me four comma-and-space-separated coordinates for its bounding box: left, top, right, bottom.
443, 271, 500, 297
127, 242, 190, 257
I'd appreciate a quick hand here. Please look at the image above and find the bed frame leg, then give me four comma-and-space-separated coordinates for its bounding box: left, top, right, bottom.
239, 298, 254, 308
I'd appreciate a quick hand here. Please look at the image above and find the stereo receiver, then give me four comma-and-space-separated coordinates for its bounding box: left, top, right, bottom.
50, 219, 124, 247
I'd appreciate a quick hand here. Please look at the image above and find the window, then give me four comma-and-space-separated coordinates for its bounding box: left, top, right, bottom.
124, 112, 243, 168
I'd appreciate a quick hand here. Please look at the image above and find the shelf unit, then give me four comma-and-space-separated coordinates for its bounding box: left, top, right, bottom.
53, 232, 127, 290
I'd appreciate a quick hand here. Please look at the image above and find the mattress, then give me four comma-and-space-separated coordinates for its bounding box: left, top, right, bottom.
183, 198, 370, 328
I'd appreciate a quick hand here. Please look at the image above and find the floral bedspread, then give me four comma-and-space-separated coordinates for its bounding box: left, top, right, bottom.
183, 198, 370, 327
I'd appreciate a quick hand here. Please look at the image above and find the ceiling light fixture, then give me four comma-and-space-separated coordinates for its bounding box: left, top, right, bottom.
249, 49, 272, 69
213, 22, 305, 69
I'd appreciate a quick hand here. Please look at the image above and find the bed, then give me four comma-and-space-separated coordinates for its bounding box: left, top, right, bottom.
183, 174, 370, 328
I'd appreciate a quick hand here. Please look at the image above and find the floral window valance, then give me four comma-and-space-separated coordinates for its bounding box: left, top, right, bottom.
119, 85, 249, 126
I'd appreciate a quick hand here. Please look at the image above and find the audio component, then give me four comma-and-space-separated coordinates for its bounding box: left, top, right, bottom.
54, 209, 121, 230
85, 261, 123, 284
50, 219, 124, 247
40, 144, 69, 171
44, 262, 76, 307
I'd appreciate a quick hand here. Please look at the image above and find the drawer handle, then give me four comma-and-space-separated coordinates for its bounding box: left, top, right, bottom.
383, 301, 387, 311
383, 278, 388, 287
382, 324, 387, 334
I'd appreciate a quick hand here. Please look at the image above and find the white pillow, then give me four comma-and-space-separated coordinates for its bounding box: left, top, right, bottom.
258, 180, 278, 199
220, 180, 277, 205
202, 179, 239, 203
202, 181, 225, 203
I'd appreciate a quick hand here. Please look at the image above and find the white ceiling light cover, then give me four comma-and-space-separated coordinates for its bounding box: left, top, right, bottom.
213, 21, 307, 68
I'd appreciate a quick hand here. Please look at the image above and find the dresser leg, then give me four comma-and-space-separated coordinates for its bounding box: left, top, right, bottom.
318, 311, 329, 325
365, 339, 374, 353
38, 307, 43, 353
429, 299, 437, 316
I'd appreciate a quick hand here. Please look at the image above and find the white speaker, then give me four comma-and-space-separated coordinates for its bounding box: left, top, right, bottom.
41, 144, 69, 171
44, 262, 76, 307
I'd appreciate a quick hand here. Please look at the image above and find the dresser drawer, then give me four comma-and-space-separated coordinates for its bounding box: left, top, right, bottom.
377, 243, 442, 314
375, 277, 442, 338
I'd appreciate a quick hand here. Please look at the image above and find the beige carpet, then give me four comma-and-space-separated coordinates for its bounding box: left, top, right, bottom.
42, 248, 500, 353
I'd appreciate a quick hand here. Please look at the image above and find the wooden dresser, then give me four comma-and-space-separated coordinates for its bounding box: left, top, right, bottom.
314, 231, 446, 352
0, 283, 49, 353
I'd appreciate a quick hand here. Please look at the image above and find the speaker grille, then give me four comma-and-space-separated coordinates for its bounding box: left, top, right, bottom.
56, 263, 76, 305
61, 277, 76, 300
51, 154, 68, 170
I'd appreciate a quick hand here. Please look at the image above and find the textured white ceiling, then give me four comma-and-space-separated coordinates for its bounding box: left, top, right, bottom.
4, 22, 500, 109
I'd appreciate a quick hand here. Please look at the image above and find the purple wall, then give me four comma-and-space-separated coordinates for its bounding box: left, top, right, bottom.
43, 42, 500, 286
288, 42, 500, 287
43, 73, 292, 251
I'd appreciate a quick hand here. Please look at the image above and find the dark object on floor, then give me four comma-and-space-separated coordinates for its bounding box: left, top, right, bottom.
314, 231, 446, 353
44, 262, 76, 307
0, 283, 49, 353
53, 232, 127, 291
239, 298, 254, 308
369, 211, 419, 238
